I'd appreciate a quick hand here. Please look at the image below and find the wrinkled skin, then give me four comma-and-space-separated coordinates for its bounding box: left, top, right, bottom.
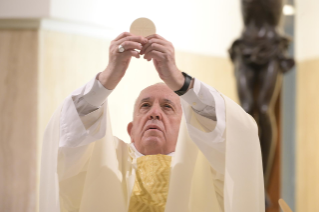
127, 84, 182, 155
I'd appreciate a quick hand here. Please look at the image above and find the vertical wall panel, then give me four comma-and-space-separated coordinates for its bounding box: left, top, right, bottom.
297, 59, 319, 212
0, 30, 38, 212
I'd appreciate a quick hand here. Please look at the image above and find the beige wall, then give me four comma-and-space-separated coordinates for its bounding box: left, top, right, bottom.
296, 0, 319, 211
0, 30, 38, 212
296, 0, 319, 61
296, 58, 319, 212
38, 30, 110, 145
176, 52, 238, 101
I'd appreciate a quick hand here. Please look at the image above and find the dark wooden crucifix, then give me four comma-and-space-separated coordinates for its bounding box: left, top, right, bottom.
229, 0, 295, 187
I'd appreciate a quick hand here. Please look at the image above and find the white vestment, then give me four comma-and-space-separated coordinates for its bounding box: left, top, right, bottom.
39, 76, 265, 212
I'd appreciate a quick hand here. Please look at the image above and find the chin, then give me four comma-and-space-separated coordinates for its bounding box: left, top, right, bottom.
141, 137, 165, 155
143, 136, 163, 146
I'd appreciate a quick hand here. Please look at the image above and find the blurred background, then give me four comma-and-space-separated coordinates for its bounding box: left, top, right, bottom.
0, 0, 318, 211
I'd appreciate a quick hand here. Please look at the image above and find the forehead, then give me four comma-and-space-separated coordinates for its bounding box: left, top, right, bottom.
137, 84, 180, 104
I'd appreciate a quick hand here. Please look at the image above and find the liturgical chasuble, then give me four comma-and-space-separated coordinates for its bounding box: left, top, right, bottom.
128, 154, 172, 211
39, 88, 265, 211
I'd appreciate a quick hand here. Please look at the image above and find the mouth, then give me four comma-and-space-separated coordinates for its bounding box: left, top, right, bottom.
145, 125, 162, 132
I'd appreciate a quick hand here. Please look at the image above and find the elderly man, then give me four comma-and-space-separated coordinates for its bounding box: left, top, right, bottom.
39, 33, 265, 212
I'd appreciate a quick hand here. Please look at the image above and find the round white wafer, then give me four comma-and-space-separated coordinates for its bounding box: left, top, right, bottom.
130, 17, 156, 37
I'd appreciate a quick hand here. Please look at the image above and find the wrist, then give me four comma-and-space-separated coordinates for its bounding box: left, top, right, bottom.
164, 71, 185, 91
173, 72, 193, 96
98, 68, 122, 90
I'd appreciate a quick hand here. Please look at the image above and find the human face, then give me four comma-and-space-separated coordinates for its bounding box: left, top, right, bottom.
127, 84, 182, 155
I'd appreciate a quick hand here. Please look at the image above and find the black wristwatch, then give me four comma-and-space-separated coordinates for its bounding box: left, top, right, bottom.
174, 72, 193, 96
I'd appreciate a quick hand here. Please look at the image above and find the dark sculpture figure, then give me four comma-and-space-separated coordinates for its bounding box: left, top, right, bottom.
229, 0, 295, 187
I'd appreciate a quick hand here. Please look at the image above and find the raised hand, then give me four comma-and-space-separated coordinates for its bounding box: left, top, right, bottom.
140, 34, 185, 91
99, 32, 148, 90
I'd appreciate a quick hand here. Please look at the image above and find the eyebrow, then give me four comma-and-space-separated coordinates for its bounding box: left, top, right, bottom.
139, 97, 176, 107
140, 97, 151, 103
163, 98, 176, 107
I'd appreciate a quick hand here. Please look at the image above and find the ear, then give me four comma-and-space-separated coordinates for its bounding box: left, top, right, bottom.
127, 122, 133, 138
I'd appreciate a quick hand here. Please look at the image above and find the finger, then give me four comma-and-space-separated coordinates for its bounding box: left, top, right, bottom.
129, 50, 140, 59
114, 32, 132, 41
121, 49, 140, 59
144, 50, 164, 61
120, 41, 143, 51
117, 36, 148, 45
143, 43, 167, 57
140, 38, 168, 54
146, 34, 167, 41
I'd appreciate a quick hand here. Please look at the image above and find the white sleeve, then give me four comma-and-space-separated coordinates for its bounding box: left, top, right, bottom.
181, 78, 219, 121
58, 74, 112, 180
180, 78, 226, 206
181, 78, 226, 172
73, 75, 112, 117
59, 75, 112, 148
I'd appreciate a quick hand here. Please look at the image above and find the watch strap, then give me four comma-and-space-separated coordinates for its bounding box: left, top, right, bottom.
174, 72, 193, 96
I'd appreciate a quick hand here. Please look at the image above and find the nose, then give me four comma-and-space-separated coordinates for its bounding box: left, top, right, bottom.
150, 114, 160, 120
148, 104, 162, 120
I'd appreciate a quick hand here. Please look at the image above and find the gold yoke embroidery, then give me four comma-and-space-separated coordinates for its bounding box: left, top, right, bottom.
128, 154, 172, 212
